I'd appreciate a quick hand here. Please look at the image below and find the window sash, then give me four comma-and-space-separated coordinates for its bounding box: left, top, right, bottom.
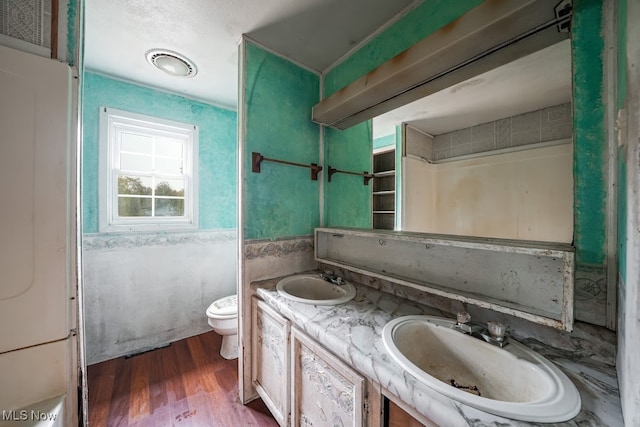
99, 107, 198, 231
112, 172, 188, 219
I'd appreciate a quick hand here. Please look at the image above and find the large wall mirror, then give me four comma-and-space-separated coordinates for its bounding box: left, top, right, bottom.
311, 1, 608, 330
372, 39, 573, 244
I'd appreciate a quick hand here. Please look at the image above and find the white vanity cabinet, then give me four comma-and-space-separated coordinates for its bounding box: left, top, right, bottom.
291, 327, 367, 427
252, 298, 291, 426
252, 297, 372, 427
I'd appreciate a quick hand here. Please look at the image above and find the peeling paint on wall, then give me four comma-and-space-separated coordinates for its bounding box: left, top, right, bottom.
323, 0, 482, 97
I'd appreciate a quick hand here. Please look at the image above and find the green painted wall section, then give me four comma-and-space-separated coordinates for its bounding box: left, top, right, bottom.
324, 123, 372, 228
243, 42, 321, 239
82, 72, 238, 233
323, 0, 482, 96
572, 0, 607, 266
373, 134, 395, 150
67, 0, 79, 66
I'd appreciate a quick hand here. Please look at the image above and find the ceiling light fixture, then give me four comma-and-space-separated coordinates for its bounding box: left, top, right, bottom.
145, 49, 197, 78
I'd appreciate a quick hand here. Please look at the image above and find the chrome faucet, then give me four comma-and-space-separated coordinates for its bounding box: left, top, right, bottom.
319, 270, 346, 286
452, 311, 508, 348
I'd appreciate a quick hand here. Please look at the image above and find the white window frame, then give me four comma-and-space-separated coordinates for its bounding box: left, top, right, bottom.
99, 107, 199, 232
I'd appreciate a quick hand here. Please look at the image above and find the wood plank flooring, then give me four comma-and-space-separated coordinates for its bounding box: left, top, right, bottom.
87, 332, 278, 427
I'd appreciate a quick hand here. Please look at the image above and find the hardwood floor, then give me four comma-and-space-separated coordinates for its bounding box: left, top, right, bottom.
87, 332, 278, 427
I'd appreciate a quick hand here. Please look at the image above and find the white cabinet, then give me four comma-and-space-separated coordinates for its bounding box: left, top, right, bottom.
291, 327, 367, 427
252, 298, 291, 426
252, 297, 370, 427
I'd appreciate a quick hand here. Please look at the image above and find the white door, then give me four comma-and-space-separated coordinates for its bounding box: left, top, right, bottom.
0, 44, 76, 415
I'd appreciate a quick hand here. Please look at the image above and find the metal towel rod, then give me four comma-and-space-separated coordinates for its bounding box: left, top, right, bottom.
327, 166, 374, 185
251, 152, 322, 181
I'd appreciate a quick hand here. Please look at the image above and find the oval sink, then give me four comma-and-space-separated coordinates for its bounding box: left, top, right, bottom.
276, 274, 356, 305
382, 315, 581, 422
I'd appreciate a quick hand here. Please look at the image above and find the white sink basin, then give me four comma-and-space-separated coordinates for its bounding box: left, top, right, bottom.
382, 315, 581, 422
276, 274, 356, 305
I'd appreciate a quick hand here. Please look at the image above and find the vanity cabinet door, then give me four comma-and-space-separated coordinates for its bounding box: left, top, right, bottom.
252, 298, 291, 426
291, 327, 367, 427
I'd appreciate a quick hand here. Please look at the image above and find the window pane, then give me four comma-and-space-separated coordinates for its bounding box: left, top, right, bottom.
102, 108, 197, 230
118, 197, 152, 217
155, 198, 184, 216
118, 175, 152, 195
155, 179, 185, 197
121, 133, 153, 154
155, 157, 184, 174
121, 153, 152, 171
156, 138, 183, 158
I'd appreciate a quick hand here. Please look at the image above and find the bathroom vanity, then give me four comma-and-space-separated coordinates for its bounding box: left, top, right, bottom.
252, 297, 367, 427
250, 275, 622, 426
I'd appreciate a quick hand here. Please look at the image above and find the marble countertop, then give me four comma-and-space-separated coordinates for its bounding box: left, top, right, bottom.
252, 273, 623, 427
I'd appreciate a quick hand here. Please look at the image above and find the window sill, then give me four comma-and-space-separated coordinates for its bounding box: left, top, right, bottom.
98, 221, 198, 234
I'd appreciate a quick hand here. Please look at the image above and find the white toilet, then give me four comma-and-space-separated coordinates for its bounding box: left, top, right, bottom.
206, 294, 238, 360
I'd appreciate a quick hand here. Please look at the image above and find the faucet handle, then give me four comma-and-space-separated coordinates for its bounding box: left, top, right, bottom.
487, 321, 507, 342
456, 311, 471, 324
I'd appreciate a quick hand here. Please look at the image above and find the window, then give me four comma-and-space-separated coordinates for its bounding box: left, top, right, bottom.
99, 107, 198, 232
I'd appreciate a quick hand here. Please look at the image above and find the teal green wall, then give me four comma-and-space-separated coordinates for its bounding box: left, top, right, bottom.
323, 0, 482, 97
373, 134, 395, 150
243, 42, 321, 239
67, 0, 79, 66
324, 123, 372, 228
572, 0, 607, 267
82, 72, 237, 233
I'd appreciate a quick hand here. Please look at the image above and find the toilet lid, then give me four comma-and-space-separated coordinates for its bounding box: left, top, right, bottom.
207, 294, 237, 317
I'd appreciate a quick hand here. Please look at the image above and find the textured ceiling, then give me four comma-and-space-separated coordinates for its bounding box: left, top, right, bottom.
84, 1, 571, 136
84, 0, 418, 109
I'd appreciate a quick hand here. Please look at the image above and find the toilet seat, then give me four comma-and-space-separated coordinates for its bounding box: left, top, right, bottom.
206, 294, 237, 318
206, 294, 239, 359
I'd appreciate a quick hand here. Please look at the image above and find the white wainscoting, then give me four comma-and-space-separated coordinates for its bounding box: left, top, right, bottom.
83, 229, 237, 364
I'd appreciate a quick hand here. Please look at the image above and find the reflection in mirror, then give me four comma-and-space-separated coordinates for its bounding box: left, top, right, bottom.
372, 39, 573, 243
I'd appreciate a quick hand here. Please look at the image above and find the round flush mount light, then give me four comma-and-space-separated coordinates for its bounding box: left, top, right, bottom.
145, 49, 197, 78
